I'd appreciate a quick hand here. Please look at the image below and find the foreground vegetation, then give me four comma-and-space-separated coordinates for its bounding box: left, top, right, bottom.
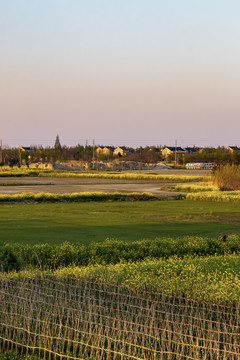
3, 253, 240, 304
1, 256, 240, 359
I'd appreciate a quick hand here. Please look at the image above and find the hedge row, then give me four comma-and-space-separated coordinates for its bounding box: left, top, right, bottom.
1, 235, 239, 271
0, 192, 155, 203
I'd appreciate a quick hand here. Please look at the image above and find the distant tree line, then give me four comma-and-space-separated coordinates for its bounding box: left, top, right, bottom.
184, 147, 240, 165
1, 145, 95, 166
1, 145, 240, 167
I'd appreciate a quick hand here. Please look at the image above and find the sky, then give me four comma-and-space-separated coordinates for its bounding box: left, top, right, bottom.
1, 0, 240, 148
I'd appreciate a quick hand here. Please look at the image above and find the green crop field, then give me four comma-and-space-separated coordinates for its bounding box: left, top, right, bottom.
0, 200, 240, 246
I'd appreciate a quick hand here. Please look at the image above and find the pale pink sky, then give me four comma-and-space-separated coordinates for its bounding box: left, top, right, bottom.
1, 1, 240, 148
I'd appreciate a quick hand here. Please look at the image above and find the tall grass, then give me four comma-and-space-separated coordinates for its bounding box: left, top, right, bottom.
213, 164, 240, 190
174, 184, 218, 192
186, 190, 240, 202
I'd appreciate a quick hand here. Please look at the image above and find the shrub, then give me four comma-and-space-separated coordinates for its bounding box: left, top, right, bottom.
213, 164, 240, 190
0, 246, 21, 272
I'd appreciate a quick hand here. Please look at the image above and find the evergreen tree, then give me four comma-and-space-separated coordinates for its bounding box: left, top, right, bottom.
54, 135, 62, 150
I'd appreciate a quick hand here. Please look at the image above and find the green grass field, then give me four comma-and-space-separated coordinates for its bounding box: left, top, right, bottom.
0, 200, 240, 246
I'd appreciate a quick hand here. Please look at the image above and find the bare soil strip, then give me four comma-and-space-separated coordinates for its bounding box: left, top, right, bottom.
0, 177, 188, 197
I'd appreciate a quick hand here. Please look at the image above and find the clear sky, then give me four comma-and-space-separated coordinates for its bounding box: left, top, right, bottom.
1, 0, 240, 148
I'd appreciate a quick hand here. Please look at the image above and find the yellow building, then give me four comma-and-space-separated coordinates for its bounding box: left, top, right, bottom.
96, 146, 114, 157
113, 147, 126, 156
161, 146, 185, 159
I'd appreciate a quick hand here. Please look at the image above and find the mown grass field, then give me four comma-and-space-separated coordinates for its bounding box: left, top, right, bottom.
0, 200, 240, 246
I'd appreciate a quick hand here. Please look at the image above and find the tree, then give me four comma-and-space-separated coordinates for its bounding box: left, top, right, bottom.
54, 135, 62, 150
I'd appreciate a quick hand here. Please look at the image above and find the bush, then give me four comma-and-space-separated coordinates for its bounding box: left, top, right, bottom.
213, 164, 240, 190
0, 246, 21, 272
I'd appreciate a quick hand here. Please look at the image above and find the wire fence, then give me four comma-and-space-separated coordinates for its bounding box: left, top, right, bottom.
0, 275, 240, 359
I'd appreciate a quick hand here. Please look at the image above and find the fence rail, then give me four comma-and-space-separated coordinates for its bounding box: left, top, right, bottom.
0, 275, 239, 359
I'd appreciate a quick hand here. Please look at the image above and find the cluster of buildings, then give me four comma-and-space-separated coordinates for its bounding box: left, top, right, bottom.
162, 146, 240, 159
96, 146, 129, 157
96, 145, 204, 159
161, 146, 200, 159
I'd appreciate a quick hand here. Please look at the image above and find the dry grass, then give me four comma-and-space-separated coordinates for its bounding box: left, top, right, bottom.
213, 165, 240, 190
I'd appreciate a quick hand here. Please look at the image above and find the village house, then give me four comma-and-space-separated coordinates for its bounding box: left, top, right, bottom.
227, 146, 240, 153
184, 147, 201, 154
96, 146, 114, 157
113, 147, 127, 157
161, 146, 185, 159
20, 147, 35, 152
